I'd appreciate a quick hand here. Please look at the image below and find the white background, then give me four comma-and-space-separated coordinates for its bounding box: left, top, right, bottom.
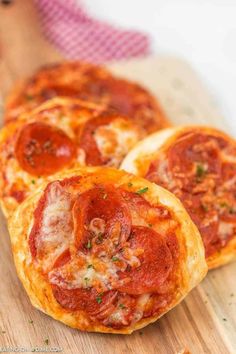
85, 0, 236, 134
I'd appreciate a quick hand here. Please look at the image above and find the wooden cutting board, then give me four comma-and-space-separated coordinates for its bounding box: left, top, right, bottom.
0, 2, 235, 354
0, 56, 235, 354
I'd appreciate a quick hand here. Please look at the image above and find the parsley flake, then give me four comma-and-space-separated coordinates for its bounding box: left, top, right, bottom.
87, 264, 93, 269
201, 203, 208, 212
86, 240, 92, 249
128, 182, 133, 187
96, 295, 103, 304
96, 232, 103, 244
84, 277, 90, 286
196, 163, 207, 180
112, 256, 120, 262
119, 304, 126, 309
136, 187, 149, 195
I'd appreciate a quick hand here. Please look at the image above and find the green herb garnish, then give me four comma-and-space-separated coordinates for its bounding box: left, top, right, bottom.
96, 294, 103, 304
84, 277, 90, 286
201, 203, 208, 212
86, 240, 92, 249
128, 182, 133, 187
196, 163, 207, 180
219, 202, 235, 214
119, 304, 126, 309
87, 264, 93, 269
112, 256, 120, 262
136, 187, 149, 195
96, 232, 103, 244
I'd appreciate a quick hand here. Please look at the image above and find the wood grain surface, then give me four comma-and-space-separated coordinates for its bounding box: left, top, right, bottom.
0, 1, 235, 353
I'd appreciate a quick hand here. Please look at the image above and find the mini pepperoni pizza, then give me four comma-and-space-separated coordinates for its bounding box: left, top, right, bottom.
0, 97, 144, 218
9, 167, 207, 333
4, 61, 169, 133
121, 126, 236, 269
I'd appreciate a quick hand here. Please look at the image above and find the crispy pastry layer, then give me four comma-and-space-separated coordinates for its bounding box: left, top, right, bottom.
121, 126, 236, 269
9, 167, 207, 333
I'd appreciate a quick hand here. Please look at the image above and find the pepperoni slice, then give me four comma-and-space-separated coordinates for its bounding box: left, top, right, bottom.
9, 188, 25, 203
168, 132, 222, 175
117, 226, 173, 295
121, 190, 171, 223
15, 122, 76, 176
81, 77, 163, 133
72, 185, 132, 253
53, 249, 71, 269
39, 85, 82, 101
52, 285, 117, 316
78, 114, 122, 166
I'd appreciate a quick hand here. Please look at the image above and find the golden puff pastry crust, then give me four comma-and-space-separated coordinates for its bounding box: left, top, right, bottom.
0, 97, 144, 219
121, 126, 236, 269
9, 167, 207, 334
4, 61, 169, 133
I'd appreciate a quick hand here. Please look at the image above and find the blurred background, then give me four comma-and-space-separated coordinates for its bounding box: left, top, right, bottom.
1, 0, 235, 133
85, 0, 236, 132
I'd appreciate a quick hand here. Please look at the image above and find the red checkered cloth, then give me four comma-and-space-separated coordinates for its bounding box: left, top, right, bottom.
34, 0, 150, 63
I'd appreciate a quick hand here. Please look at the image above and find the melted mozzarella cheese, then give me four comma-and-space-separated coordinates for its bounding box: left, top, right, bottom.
36, 182, 73, 271
152, 159, 177, 190
49, 252, 119, 291
133, 293, 151, 322
108, 307, 128, 325
42, 111, 76, 139
218, 221, 235, 240
89, 218, 106, 236
222, 175, 236, 190
5, 156, 45, 198
220, 149, 236, 164
94, 119, 140, 167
